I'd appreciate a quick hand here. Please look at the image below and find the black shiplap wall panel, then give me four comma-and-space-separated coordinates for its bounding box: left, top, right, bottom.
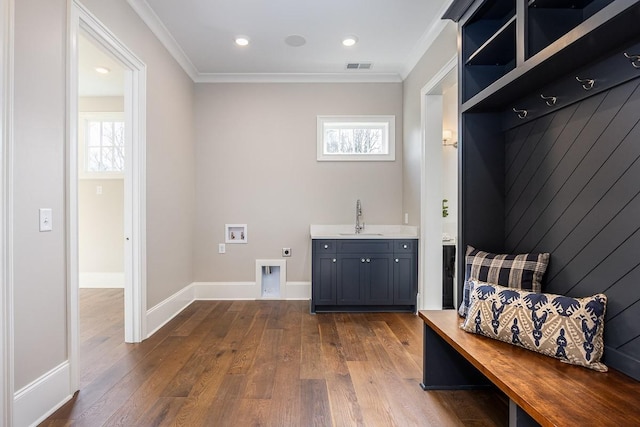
506, 81, 640, 254
545, 166, 640, 292
503, 76, 640, 379
505, 105, 580, 218
504, 94, 605, 246
599, 262, 640, 319
505, 122, 534, 176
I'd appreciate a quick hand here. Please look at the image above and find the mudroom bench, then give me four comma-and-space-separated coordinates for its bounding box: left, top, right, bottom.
418, 310, 640, 427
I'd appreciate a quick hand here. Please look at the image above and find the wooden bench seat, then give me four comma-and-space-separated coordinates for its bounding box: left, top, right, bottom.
418, 310, 640, 427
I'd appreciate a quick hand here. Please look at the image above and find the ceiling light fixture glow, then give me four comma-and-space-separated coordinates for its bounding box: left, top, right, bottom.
342, 36, 358, 47
235, 36, 250, 46
95, 66, 110, 74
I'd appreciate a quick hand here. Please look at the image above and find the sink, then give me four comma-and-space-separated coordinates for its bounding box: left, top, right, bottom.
310, 224, 419, 239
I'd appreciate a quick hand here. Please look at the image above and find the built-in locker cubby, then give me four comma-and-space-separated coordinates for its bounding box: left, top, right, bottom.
462, 0, 516, 102
454, 0, 640, 110
527, 0, 614, 59
446, 0, 640, 381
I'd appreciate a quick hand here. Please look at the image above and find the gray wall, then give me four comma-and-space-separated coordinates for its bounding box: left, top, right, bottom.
193, 83, 403, 283
79, 179, 124, 275
79, 97, 125, 279
79, 0, 197, 308
13, 0, 196, 390
13, 0, 68, 391
402, 22, 458, 227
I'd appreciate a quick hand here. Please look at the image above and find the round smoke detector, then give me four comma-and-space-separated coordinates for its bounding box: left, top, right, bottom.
285, 34, 307, 47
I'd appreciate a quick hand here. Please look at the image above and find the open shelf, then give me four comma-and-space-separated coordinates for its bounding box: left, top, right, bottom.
527, 0, 614, 58
461, 0, 640, 112
462, 0, 516, 102
466, 16, 516, 65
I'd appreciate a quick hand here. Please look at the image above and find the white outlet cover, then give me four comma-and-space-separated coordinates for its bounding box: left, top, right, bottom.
39, 208, 53, 232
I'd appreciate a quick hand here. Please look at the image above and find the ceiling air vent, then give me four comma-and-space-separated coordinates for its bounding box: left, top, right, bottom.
346, 62, 372, 70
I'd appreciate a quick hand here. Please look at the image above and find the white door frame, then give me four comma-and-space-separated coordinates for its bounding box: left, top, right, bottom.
418, 55, 457, 310
1, 0, 14, 424
68, 0, 147, 390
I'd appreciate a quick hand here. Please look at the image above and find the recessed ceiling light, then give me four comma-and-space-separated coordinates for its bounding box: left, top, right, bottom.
235, 36, 250, 46
342, 36, 358, 47
285, 34, 307, 47
95, 66, 110, 74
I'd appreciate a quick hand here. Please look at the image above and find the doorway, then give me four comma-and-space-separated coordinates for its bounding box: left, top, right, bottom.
419, 56, 458, 310
68, 0, 147, 392
77, 31, 126, 386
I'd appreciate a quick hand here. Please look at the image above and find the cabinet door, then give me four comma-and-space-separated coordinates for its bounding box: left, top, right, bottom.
312, 254, 337, 306
365, 254, 394, 305
394, 253, 417, 305
337, 254, 366, 305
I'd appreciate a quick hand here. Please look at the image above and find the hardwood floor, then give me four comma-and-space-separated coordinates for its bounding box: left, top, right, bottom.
42, 293, 507, 426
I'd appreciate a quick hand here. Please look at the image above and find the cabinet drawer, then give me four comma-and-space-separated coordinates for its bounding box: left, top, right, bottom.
314, 239, 336, 253
394, 240, 417, 253
336, 239, 394, 254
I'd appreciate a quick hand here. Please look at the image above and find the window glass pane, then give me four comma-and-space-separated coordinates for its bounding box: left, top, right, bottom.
114, 122, 125, 147
84, 119, 126, 173
317, 116, 394, 161
102, 122, 114, 146
88, 121, 100, 147
87, 147, 102, 171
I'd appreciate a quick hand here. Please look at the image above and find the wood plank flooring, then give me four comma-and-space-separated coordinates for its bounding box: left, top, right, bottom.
41, 291, 507, 426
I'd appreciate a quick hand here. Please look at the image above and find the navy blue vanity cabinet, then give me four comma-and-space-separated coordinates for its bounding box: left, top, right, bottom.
311, 240, 338, 313
393, 240, 418, 306
311, 238, 417, 313
337, 253, 394, 305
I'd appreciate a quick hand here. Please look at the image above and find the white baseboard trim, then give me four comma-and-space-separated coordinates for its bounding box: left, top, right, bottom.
79, 272, 125, 288
193, 281, 259, 300
14, 361, 72, 427
146, 281, 311, 339
282, 281, 312, 300
146, 283, 195, 338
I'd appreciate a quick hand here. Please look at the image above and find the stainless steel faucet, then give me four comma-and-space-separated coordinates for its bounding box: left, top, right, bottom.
355, 199, 364, 234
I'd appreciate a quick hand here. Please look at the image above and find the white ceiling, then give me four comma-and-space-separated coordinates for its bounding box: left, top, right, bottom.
128, 0, 453, 82
79, 33, 125, 97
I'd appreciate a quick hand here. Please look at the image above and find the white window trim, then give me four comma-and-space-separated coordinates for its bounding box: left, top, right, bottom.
317, 115, 396, 161
79, 111, 125, 179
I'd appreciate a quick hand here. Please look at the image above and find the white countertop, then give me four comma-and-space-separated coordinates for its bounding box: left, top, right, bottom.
310, 224, 419, 239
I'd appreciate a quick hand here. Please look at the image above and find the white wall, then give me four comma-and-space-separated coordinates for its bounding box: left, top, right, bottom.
402, 21, 457, 227
12, 0, 196, 393
79, 0, 196, 308
78, 97, 125, 286
78, 179, 124, 276
194, 83, 404, 283
13, 0, 68, 391
442, 82, 458, 238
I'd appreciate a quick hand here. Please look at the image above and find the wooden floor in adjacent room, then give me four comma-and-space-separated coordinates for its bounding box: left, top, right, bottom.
42, 291, 507, 426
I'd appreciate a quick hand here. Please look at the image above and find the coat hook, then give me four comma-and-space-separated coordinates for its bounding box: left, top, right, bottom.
513, 107, 528, 119
540, 94, 557, 106
576, 76, 595, 90
623, 52, 640, 69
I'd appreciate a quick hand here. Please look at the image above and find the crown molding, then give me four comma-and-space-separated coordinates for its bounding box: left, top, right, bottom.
194, 72, 403, 84
400, 0, 456, 80
127, 0, 445, 84
126, 0, 199, 80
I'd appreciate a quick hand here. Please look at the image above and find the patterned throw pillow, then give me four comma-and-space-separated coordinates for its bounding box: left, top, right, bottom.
458, 246, 550, 317
460, 281, 608, 372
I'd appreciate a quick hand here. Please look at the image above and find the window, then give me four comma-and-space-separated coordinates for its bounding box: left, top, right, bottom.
317, 115, 395, 161
79, 112, 125, 178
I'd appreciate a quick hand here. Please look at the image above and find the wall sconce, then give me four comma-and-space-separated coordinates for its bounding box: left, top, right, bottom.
442, 129, 458, 148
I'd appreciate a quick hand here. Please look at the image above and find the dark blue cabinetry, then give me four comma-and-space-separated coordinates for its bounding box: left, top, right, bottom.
311, 239, 418, 313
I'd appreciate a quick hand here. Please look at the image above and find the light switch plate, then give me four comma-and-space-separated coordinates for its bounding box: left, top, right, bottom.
218, 243, 226, 254
39, 208, 52, 232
